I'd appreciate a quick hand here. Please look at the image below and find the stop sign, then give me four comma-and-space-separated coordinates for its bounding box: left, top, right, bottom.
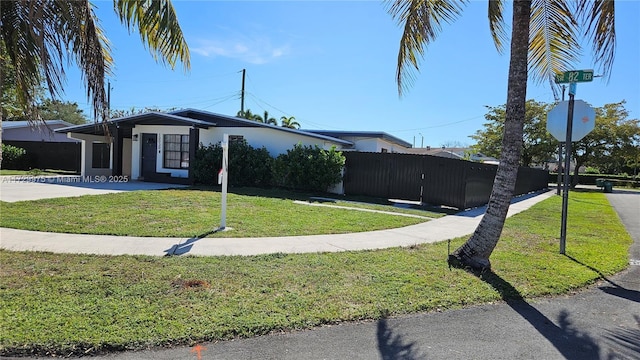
547, 100, 596, 142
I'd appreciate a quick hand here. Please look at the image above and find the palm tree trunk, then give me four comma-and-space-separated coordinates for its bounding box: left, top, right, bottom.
449, 0, 531, 270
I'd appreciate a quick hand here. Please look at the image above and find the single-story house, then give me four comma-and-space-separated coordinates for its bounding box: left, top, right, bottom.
56, 109, 411, 184
2, 120, 81, 171
303, 130, 412, 153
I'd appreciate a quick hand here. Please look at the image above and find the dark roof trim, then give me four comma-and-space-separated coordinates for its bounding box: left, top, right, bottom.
55, 112, 214, 135
304, 130, 412, 148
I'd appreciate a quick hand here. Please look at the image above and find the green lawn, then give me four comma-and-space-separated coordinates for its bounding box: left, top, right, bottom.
0, 187, 441, 237
0, 169, 77, 176
0, 191, 632, 357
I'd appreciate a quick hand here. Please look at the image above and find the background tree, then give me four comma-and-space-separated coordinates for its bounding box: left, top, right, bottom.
262, 111, 278, 125
280, 116, 300, 129
37, 100, 89, 125
236, 109, 262, 122
571, 101, 639, 182
110, 106, 175, 119
470, 100, 556, 167
388, 0, 616, 269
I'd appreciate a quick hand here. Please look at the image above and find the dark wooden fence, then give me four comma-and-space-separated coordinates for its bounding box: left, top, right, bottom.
343, 152, 548, 209
4, 141, 81, 172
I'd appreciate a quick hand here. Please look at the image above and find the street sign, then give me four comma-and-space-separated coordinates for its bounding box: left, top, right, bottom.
547, 100, 596, 142
554, 69, 594, 84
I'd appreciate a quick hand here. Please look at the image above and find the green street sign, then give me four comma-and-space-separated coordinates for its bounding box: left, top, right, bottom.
554, 70, 594, 84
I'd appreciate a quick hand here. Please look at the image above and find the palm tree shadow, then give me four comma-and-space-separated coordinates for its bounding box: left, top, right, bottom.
377, 317, 426, 360
603, 315, 640, 359
565, 255, 640, 303
461, 267, 600, 359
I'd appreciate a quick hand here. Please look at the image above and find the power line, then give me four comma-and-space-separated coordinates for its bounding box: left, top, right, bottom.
390, 114, 486, 133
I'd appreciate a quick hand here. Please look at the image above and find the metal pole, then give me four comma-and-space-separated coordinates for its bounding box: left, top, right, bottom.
560, 83, 576, 254
556, 142, 563, 195
557, 85, 565, 196
220, 133, 229, 230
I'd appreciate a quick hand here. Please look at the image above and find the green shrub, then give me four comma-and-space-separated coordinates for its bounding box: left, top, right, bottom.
193, 140, 273, 187
273, 144, 345, 192
1, 143, 28, 170
584, 166, 600, 174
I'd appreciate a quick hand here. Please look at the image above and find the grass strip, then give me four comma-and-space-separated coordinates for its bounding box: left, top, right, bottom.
0, 191, 632, 356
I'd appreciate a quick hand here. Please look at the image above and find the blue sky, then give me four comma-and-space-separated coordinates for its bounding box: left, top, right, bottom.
63, 1, 640, 148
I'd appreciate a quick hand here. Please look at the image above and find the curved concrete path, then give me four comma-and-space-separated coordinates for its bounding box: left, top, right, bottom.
0, 188, 554, 256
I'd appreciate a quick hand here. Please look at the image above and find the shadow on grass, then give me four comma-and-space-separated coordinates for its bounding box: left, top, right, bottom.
565, 255, 640, 303
377, 317, 426, 360
457, 266, 600, 359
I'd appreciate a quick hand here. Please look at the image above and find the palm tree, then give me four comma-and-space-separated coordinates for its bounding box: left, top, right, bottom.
237, 109, 263, 122
263, 111, 278, 125
1, 0, 190, 123
388, 0, 615, 269
281, 116, 300, 129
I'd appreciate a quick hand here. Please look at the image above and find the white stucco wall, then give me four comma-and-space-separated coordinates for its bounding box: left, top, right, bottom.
331, 136, 409, 153
199, 127, 345, 156
66, 133, 112, 177
131, 125, 190, 180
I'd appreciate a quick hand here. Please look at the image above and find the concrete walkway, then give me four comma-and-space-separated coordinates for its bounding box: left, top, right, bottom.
0, 189, 554, 256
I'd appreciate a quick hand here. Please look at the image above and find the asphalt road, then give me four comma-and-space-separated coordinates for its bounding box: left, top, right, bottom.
5, 191, 639, 360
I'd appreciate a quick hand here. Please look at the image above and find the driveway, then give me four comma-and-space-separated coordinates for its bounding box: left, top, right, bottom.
0, 175, 186, 202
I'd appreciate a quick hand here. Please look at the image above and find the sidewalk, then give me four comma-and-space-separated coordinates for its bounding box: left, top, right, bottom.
0, 190, 555, 256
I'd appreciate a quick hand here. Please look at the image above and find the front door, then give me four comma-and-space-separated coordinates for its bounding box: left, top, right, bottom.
141, 133, 157, 180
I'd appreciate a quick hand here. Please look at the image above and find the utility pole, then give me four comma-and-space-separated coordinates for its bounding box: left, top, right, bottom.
240, 69, 246, 114
107, 80, 111, 120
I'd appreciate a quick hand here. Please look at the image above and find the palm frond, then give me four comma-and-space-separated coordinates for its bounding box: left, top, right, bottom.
576, 0, 616, 81
386, 0, 467, 96
528, 0, 581, 85
0, 0, 110, 121
488, 0, 507, 54
115, 0, 190, 71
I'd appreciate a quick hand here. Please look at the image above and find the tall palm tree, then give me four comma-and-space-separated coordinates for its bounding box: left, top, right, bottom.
1, 0, 190, 123
281, 116, 300, 129
388, 0, 616, 269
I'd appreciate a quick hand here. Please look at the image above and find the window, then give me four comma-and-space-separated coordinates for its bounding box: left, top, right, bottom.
163, 134, 189, 169
229, 135, 244, 143
92, 143, 110, 168
381, 148, 388, 153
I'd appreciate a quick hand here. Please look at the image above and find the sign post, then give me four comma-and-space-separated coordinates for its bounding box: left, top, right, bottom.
220, 133, 229, 230
548, 70, 595, 254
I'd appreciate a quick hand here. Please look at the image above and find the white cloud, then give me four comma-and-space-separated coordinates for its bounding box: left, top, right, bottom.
192, 36, 291, 65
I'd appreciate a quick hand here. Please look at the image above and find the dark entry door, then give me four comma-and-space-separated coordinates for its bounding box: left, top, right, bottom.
141, 133, 157, 179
